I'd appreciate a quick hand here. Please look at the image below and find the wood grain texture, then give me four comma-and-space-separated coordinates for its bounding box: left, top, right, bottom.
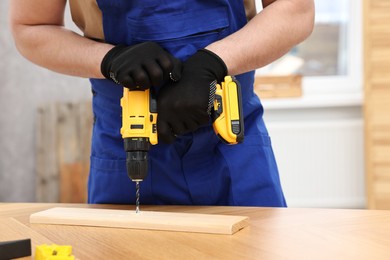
36, 102, 92, 203
57, 102, 92, 203
254, 75, 302, 99
3, 203, 390, 259
29, 207, 249, 235
36, 104, 59, 202
364, 0, 390, 209
0, 218, 54, 258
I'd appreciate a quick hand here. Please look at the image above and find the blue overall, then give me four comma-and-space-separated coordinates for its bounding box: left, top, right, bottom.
89, 0, 287, 207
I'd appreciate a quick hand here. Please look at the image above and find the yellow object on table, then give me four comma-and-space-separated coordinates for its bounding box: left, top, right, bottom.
35, 244, 74, 260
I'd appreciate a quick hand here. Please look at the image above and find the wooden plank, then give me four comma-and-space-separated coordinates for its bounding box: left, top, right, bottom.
29, 207, 249, 235
36, 101, 92, 203
77, 101, 92, 202
59, 162, 86, 202
57, 102, 91, 203
254, 75, 302, 99
35, 104, 59, 202
79, 102, 93, 157
364, 0, 390, 209
57, 103, 80, 203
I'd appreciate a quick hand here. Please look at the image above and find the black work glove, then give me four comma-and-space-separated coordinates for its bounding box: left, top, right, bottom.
101, 42, 181, 90
157, 49, 228, 144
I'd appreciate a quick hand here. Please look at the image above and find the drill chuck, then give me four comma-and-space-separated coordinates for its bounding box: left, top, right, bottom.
124, 137, 150, 181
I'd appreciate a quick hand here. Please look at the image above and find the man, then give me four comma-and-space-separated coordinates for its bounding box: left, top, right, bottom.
9, 0, 314, 206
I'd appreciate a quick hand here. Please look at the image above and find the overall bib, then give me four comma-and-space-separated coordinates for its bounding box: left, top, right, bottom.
89, 0, 287, 207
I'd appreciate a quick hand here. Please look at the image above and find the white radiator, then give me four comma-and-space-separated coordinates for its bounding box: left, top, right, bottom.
266, 119, 365, 208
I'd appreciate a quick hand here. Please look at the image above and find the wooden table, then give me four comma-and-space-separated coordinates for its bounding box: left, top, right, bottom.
1, 203, 390, 259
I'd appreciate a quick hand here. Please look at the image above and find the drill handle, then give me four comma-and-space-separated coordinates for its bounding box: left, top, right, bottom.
211, 76, 244, 144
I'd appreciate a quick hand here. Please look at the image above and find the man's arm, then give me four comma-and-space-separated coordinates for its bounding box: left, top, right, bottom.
206, 0, 315, 75
9, 0, 112, 78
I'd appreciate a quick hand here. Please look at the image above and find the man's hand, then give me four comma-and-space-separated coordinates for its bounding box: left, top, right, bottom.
157, 49, 227, 144
101, 42, 181, 90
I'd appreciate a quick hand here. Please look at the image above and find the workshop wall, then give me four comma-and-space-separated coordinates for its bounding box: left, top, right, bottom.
0, 1, 91, 201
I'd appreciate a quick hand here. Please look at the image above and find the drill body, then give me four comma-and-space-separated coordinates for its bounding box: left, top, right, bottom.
211, 76, 244, 144
120, 75, 244, 183
120, 88, 157, 182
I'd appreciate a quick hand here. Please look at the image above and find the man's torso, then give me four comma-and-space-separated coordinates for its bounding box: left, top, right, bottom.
69, 0, 257, 41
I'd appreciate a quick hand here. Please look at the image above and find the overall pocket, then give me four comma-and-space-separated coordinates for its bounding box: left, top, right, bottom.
88, 156, 132, 203
217, 134, 286, 206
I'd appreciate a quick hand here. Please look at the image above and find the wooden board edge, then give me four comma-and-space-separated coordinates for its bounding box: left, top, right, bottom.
30, 207, 249, 235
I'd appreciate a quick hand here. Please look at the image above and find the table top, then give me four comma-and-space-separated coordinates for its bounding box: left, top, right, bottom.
1, 203, 390, 260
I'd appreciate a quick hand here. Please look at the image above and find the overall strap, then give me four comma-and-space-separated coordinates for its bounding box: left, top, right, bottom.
69, 0, 104, 41
69, 0, 257, 41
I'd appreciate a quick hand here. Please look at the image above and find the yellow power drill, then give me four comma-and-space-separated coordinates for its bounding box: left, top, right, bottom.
120, 76, 244, 212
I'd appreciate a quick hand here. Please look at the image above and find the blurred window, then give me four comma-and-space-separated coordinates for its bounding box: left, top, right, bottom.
259, 1, 349, 76
256, 0, 362, 95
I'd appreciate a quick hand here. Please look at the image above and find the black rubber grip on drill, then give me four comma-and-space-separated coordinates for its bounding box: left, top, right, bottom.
126, 151, 148, 180
124, 137, 150, 181
124, 137, 150, 152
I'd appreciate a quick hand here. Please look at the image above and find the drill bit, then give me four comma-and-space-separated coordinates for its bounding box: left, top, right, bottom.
135, 181, 140, 213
